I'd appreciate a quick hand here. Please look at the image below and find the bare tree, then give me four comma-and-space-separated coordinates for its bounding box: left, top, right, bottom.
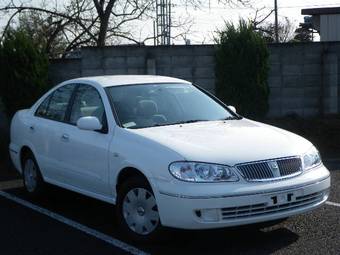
258, 18, 296, 43
0, 0, 249, 56
14, 10, 69, 58
250, 7, 274, 30
1, 0, 154, 53
251, 7, 296, 43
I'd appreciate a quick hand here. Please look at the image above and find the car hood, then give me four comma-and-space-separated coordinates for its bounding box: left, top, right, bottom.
128, 119, 312, 166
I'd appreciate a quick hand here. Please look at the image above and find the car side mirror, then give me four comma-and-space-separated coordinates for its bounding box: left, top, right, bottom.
77, 116, 102, 131
228, 105, 237, 113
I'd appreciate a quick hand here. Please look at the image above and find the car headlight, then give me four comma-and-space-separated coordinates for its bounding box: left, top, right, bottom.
169, 162, 239, 182
303, 146, 322, 171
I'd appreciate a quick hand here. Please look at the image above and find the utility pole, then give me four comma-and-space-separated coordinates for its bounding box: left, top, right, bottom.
153, 21, 156, 46
156, 0, 171, 45
274, 0, 279, 43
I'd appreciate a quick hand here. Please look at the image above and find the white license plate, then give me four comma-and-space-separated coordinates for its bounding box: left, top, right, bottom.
265, 189, 304, 206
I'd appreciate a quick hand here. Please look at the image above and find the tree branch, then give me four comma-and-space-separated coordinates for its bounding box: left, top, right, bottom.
0, 5, 97, 42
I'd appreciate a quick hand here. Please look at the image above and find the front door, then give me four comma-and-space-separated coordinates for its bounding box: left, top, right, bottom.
56, 84, 112, 197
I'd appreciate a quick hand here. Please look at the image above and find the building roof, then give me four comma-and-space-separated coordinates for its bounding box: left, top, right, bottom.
302, 7, 340, 15
69, 75, 191, 87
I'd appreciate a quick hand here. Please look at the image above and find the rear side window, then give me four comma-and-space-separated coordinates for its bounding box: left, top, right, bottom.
35, 84, 75, 122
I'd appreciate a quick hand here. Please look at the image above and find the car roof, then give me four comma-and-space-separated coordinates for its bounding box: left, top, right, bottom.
67, 75, 191, 87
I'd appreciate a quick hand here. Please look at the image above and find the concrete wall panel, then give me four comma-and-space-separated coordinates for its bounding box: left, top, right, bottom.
46, 43, 340, 118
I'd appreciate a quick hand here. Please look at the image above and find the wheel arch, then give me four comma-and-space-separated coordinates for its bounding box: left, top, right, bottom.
116, 167, 152, 195
19, 145, 34, 171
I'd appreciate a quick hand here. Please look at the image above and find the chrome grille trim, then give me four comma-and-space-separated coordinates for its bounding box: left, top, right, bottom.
236, 156, 302, 182
220, 190, 326, 220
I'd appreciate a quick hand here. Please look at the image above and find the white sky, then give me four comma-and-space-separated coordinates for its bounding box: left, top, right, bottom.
1, 0, 340, 44
166, 0, 340, 44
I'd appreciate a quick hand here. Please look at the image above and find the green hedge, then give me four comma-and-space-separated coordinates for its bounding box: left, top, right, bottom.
215, 20, 270, 119
0, 30, 49, 119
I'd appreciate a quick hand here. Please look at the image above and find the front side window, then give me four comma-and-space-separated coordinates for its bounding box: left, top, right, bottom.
69, 84, 105, 125
35, 84, 75, 122
107, 83, 237, 129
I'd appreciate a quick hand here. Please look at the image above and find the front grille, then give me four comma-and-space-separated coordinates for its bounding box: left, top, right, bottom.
220, 190, 325, 220
236, 157, 302, 181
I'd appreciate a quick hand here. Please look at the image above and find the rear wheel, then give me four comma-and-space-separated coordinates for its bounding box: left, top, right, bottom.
116, 176, 164, 242
22, 153, 45, 197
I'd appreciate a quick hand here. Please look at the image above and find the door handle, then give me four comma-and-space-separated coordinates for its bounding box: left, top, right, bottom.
61, 134, 70, 141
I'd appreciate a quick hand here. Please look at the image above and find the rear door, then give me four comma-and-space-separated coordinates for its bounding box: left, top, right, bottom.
55, 84, 112, 197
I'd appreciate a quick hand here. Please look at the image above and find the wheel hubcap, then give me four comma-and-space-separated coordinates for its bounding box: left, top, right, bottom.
137, 206, 145, 216
122, 188, 159, 235
24, 159, 37, 193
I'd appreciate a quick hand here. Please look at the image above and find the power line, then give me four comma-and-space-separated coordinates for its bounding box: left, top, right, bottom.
172, 2, 340, 11
279, 3, 340, 9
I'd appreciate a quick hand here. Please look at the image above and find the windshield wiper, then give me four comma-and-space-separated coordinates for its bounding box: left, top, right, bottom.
170, 119, 209, 125
220, 116, 242, 120
146, 117, 242, 128
147, 119, 208, 128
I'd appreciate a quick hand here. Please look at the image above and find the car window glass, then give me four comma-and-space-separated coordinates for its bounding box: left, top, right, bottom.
45, 84, 75, 121
69, 85, 105, 125
35, 95, 51, 117
108, 83, 233, 129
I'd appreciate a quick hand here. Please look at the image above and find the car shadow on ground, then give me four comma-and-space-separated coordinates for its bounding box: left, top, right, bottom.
4, 184, 300, 255
146, 227, 299, 255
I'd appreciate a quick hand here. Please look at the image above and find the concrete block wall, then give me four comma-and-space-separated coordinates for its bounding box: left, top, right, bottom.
323, 53, 338, 115
77, 45, 216, 93
49, 58, 81, 85
267, 43, 340, 117
267, 43, 324, 117
47, 43, 340, 118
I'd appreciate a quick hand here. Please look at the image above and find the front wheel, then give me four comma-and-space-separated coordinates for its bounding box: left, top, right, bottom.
116, 176, 164, 242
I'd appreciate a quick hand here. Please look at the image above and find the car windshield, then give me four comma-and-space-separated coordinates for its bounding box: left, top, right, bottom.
107, 83, 238, 129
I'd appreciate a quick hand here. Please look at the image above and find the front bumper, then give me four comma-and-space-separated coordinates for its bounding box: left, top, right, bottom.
9, 143, 21, 174
155, 165, 330, 229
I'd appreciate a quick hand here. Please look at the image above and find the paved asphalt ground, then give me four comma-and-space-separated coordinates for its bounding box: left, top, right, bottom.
0, 162, 339, 255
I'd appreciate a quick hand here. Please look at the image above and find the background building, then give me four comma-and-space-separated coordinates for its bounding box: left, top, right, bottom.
302, 7, 340, 42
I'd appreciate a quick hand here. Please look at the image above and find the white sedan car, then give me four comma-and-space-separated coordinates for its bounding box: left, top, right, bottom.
10, 75, 330, 241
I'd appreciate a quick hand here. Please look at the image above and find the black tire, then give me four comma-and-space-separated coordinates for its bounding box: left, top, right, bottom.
116, 176, 165, 243
22, 152, 45, 197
